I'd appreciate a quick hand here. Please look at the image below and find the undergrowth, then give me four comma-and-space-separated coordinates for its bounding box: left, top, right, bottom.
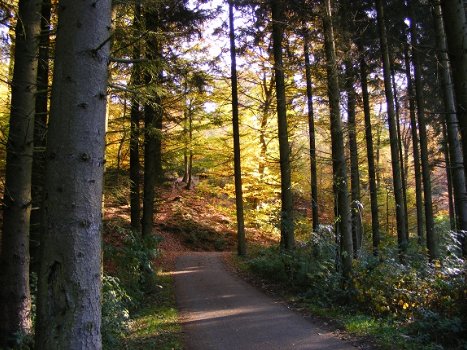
243, 225, 467, 350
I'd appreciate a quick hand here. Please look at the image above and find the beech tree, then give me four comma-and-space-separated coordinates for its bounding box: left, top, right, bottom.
0, 0, 41, 346
35, 0, 112, 348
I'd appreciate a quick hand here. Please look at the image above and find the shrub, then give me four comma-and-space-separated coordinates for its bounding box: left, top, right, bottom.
102, 275, 131, 349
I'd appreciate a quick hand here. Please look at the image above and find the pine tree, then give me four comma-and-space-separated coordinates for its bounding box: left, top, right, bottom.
0, 0, 41, 345
35, 0, 112, 348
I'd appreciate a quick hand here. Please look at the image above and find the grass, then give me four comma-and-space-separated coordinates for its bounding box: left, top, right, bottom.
123, 273, 183, 350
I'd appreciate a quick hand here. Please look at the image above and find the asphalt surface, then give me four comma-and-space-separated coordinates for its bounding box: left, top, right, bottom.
174, 252, 357, 350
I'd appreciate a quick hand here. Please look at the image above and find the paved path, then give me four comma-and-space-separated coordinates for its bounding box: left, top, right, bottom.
174, 252, 357, 350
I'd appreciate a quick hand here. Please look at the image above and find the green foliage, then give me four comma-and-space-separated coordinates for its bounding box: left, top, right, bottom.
244, 227, 466, 349
248, 225, 343, 304
124, 274, 183, 350
106, 228, 161, 303
102, 275, 131, 349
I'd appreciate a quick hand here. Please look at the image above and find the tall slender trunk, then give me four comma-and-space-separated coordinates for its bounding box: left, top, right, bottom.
404, 44, 424, 243
442, 122, 456, 230
322, 0, 352, 279
182, 108, 189, 183
391, 65, 409, 237
141, 9, 160, 238
408, 0, 439, 260
271, 0, 294, 250
360, 56, 381, 255
0, 0, 41, 345
30, 0, 51, 273
440, 0, 467, 183
345, 62, 362, 257
229, 0, 246, 256
35, 1, 111, 348
186, 107, 194, 190
433, 1, 467, 256
130, 1, 141, 233
375, 0, 408, 258
344, 64, 359, 247
304, 31, 319, 232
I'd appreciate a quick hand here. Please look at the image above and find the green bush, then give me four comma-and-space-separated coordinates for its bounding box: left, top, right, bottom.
102, 275, 131, 349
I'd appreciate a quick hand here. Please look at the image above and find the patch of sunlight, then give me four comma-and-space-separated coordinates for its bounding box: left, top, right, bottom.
125, 274, 183, 350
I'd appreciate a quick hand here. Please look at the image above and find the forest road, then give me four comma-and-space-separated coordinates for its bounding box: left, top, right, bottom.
174, 252, 358, 350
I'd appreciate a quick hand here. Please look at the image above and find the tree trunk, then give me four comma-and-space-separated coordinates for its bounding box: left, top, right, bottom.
229, 0, 246, 256
130, 1, 142, 233
322, 0, 353, 279
360, 56, 381, 256
408, 0, 439, 260
433, 1, 467, 256
0, 0, 41, 346
35, 1, 111, 348
391, 64, 409, 237
141, 8, 161, 238
442, 122, 456, 230
186, 107, 194, 190
304, 31, 319, 232
30, 0, 52, 273
271, 0, 294, 250
440, 0, 467, 182
345, 62, 362, 257
404, 44, 424, 243
375, 0, 408, 258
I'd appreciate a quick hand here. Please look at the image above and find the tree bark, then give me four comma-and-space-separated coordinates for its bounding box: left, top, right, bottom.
404, 44, 425, 243
322, 0, 353, 279
408, 0, 439, 260
433, 1, 467, 256
271, 0, 294, 250
130, 1, 142, 233
359, 56, 381, 256
391, 64, 409, 237
141, 8, 161, 238
304, 31, 319, 232
0, 0, 41, 346
30, 0, 52, 272
229, 0, 246, 256
35, 1, 111, 348
440, 0, 467, 182
375, 0, 408, 258
345, 62, 362, 257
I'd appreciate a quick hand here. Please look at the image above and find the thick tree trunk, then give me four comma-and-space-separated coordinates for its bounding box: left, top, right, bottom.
322, 0, 353, 279
35, 1, 111, 348
130, 1, 141, 233
304, 32, 319, 232
271, 0, 294, 250
229, 0, 246, 256
404, 44, 424, 243
408, 0, 439, 260
30, 0, 51, 272
345, 62, 362, 257
360, 56, 381, 255
433, 1, 467, 256
375, 0, 408, 258
0, 0, 41, 346
440, 0, 467, 182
